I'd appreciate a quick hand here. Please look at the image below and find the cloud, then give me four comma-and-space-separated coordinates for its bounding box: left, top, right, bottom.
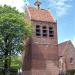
71, 38, 75, 47
0, 0, 29, 12
48, 0, 73, 17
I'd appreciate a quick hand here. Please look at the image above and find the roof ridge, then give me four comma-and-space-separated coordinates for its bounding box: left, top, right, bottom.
62, 41, 69, 56
59, 40, 71, 45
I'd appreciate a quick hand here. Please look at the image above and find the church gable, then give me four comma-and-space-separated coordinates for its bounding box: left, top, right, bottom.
58, 40, 75, 70
58, 40, 75, 56
26, 7, 55, 22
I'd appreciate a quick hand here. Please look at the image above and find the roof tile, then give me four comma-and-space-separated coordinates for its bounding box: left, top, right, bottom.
28, 7, 55, 22
58, 40, 71, 56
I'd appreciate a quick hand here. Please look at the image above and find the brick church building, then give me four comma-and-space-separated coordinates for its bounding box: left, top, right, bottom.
22, 0, 75, 75
58, 40, 75, 72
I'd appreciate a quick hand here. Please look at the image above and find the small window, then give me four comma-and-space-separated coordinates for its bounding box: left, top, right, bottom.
49, 27, 53, 30
42, 26, 47, 37
70, 58, 73, 64
43, 30, 47, 33
36, 25, 40, 28
49, 27, 54, 37
49, 35, 54, 37
36, 25, 41, 36
36, 29, 40, 32
43, 34, 47, 36
49, 31, 54, 34
43, 26, 46, 29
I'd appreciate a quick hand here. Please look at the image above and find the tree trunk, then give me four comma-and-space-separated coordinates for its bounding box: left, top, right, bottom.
4, 50, 10, 75
4, 35, 11, 75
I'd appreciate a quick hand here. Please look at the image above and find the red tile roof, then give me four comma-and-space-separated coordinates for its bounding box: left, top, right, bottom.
58, 40, 71, 56
27, 7, 55, 22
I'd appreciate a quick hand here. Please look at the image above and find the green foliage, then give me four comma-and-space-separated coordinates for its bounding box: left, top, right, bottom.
0, 5, 21, 14
0, 5, 32, 75
66, 69, 75, 75
0, 5, 32, 55
10, 55, 22, 69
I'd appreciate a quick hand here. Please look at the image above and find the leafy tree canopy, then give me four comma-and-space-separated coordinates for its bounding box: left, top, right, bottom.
0, 5, 32, 75
0, 5, 32, 55
0, 5, 21, 14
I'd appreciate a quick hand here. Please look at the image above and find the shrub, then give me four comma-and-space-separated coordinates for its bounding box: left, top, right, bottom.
66, 69, 75, 75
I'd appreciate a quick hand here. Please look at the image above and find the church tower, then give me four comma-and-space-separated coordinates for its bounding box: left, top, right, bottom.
22, 0, 59, 75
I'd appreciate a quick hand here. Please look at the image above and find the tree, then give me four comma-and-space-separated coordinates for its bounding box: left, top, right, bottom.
0, 5, 32, 75
11, 55, 22, 69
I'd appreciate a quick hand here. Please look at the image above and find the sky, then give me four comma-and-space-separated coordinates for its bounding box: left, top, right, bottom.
0, 0, 75, 46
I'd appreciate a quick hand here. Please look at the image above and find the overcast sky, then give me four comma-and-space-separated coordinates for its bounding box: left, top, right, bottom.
0, 0, 75, 46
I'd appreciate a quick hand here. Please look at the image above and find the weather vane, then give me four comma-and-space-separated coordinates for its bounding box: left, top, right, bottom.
34, 0, 41, 9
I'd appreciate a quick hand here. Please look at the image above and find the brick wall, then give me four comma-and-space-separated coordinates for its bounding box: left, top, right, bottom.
22, 7, 59, 75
